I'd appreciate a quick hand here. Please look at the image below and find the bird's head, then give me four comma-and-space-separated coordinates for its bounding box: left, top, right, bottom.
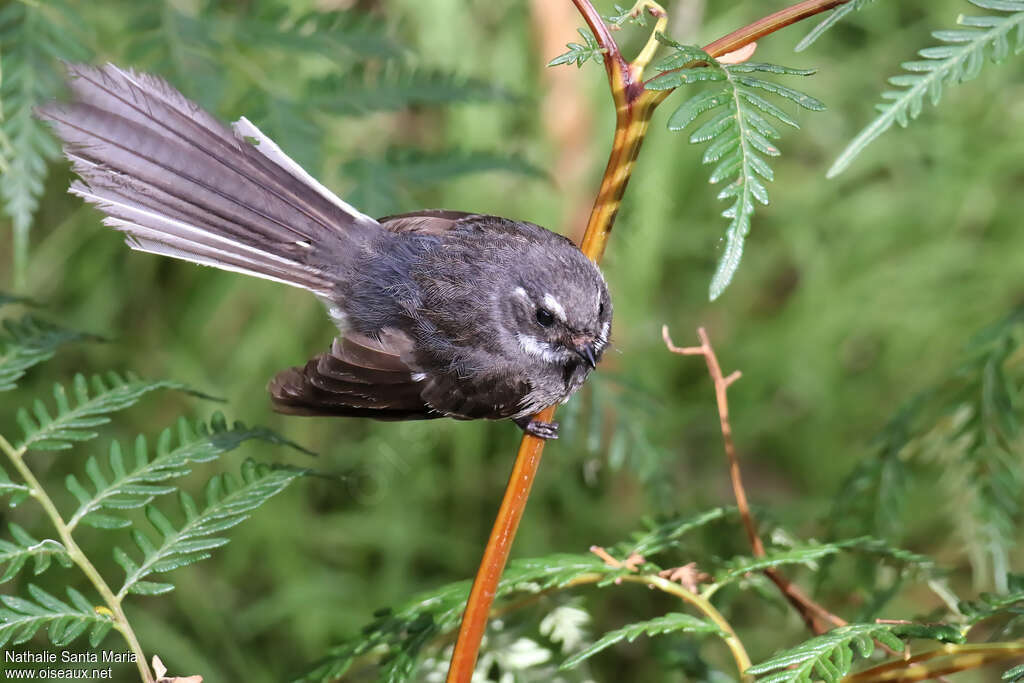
503, 246, 612, 371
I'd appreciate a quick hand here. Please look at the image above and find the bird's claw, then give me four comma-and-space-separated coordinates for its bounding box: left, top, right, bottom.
515, 418, 560, 440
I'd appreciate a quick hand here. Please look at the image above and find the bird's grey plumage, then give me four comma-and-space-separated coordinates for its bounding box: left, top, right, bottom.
38, 63, 613, 438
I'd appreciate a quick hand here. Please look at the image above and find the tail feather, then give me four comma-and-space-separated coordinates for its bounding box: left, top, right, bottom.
37, 63, 381, 293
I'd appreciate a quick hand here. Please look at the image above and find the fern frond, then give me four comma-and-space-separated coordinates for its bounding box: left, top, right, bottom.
0, 465, 30, 506
795, 0, 878, 51
715, 537, 935, 587
300, 553, 615, 682
0, 523, 71, 583
233, 9, 400, 60
1005, 663, 1024, 681
344, 148, 546, 216
114, 460, 301, 599
0, 0, 89, 285
560, 613, 721, 669
715, 543, 843, 584
15, 373, 192, 452
619, 507, 735, 557
121, 3, 219, 98
829, 1, 1024, 177
66, 413, 306, 531
0, 315, 96, 392
959, 581, 1024, 626
830, 308, 1024, 590
0, 584, 113, 648
747, 622, 963, 682
310, 69, 517, 116
835, 536, 938, 572
648, 43, 824, 299
548, 28, 605, 68
605, 3, 651, 28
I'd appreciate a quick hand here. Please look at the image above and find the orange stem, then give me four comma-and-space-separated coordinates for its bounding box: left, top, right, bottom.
445, 406, 553, 680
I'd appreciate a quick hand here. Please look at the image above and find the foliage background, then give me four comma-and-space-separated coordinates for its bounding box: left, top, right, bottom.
1, 0, 1023, 680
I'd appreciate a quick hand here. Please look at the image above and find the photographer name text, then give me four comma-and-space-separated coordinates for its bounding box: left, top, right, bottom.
4, 649, 137, 664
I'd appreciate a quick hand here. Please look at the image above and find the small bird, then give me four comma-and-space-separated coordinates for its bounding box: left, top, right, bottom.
38, 63, 612, 439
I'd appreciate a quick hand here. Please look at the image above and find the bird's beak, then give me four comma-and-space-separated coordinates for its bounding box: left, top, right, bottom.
572, 340, 598, 369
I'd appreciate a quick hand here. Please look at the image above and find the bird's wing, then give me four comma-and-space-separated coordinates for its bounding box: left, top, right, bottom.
378, 210, 477, 235
419, 371, 534, 421
268, 330, 438, 420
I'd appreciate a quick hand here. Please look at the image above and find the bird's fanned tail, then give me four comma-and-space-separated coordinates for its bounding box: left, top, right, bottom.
36, 62, 380, 293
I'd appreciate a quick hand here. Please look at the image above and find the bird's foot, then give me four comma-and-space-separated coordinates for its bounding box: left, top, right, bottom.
515, 417, 559, 440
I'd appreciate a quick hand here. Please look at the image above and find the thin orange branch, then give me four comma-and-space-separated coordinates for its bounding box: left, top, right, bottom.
664, 326, 846, 635
445, 406, 552, 680
663, 326, 760, 555
844, 643, 1024, 683
704, 0, 849, 58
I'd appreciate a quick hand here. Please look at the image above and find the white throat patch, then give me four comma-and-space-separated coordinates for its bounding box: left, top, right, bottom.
518, 334, 572, 363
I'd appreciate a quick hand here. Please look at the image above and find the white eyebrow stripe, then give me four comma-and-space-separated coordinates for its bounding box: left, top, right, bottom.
514, 286, 529, 299
542, 293, 567, 321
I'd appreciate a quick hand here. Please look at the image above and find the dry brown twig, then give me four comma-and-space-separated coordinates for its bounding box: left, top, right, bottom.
663, 325, 846, 635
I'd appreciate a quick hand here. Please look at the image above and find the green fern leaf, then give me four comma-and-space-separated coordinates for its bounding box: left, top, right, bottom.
834, 536, 937, 572
0, 315, 96, 392
0, 465, 31, 506
1005, 663, 1024, 681
0, 0, 90, 286
833, 309, 1024, 594
561, 613, 722, 669
120, 3, 220, 101
715, 543, 843, 584
959, 584, 1024, 625
796, 0, 878, 51
0, 584, 112, 648
747, 622, 962, 682
619, 507, 735, 557
344, 148, 545, 216
548, 28, 605, 68
232, 10, 400, 61
15, 373, 192, 452
310, 69, 517, 116
652, 44, 823, 299
606, 4, 649, 28
0, 523, 71, 583
115, 460, 301, 599
829, 1, 1024, 177
833, 309, 1024, 587
65, 413, 307, 531
300, 552, 616, 682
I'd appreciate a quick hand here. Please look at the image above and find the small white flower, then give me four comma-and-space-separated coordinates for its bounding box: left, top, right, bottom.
540, 605, 592, 653
500, 637, 553, 670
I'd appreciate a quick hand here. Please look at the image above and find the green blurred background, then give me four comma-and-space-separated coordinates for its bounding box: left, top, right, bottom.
2, 0, 1023, 680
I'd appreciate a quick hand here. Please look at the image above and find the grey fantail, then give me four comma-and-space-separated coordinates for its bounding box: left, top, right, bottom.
37, 63, 612, 439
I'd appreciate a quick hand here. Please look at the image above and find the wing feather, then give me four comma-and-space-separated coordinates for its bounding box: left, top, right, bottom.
268, 331, 437, 420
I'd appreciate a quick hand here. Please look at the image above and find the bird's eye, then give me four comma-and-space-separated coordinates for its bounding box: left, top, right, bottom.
598, 302, 605, 317
535, 308, 555, 327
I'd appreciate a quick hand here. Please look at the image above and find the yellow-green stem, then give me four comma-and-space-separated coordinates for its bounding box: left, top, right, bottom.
0, 433, 153, 683
566, 571, 753, 679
